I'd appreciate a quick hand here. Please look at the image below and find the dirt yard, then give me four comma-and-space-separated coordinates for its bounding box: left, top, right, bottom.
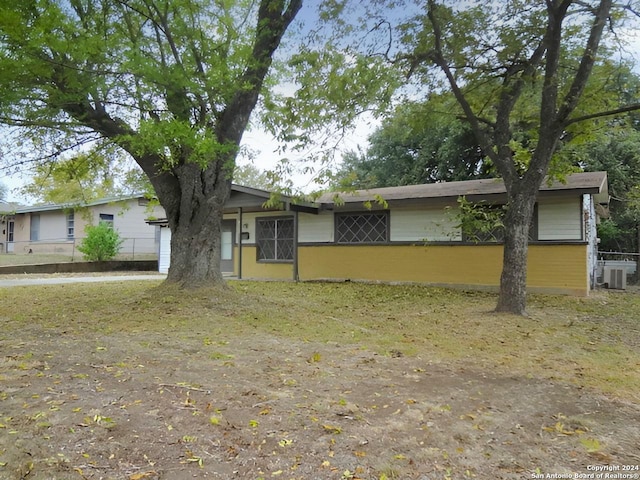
0, 280, 639, 480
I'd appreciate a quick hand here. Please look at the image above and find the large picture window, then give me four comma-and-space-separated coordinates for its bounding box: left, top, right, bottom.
335, 212, 389, 243
256, 217, 294, 261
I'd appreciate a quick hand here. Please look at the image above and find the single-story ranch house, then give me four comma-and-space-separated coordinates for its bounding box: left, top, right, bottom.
4, 195, 165, 256
153, 171, 609, 296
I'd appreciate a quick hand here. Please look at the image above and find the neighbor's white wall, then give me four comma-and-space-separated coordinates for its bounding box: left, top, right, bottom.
538, 197, 582, 241
584, 194, 598, 289
86, 199, 166, 254
38, 210, 67, 240
159, 227, 171, 274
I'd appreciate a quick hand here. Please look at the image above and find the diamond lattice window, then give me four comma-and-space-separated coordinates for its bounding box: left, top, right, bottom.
335, 213, 388, 243
256, 217, 294, 261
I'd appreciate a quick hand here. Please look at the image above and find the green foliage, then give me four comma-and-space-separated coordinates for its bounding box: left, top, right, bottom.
20, 150, 148, 204
578, 126, 640, 252
596, 219, 623, 250
451, 197, 506, 243
0, 0, 300, 198
332, 97, 491, 189
77, 222, 124, 262
0, 0, 305, 286
232, 164, 273, 190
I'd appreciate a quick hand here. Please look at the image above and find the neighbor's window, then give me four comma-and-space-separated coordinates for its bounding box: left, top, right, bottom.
335, 212, 389, 243
30, 214, 40, 241
256, 217, 294, 261
66, 211, 75, 239
99, 213, 114, 227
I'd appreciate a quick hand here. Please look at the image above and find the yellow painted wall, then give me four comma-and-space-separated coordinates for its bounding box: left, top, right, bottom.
239, 245, 294, 280
296, 243, 589, 296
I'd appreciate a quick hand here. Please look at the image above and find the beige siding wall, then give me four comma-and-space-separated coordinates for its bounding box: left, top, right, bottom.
12, 214, 31, 244
299, 211, 333, 243
538, 198, 582, 240
10, 211, 74, 254
81, 200, 165, 254
390, 207, 460, 242
38, 211, 68, 240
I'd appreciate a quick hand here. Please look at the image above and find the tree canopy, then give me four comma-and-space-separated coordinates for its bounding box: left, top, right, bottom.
332, 97, 491, 190
20, 149, 148, 204
316, 0, 640, 313
0, 0, 302, 287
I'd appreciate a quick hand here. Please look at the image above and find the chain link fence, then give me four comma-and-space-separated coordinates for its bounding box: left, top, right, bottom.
597, 250, 639, 285
0, 237, 158, 265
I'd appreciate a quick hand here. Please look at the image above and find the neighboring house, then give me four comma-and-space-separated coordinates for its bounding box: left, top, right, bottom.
153, 172, 609, 296
1, 201, 20, 254
8, 195, 166, 256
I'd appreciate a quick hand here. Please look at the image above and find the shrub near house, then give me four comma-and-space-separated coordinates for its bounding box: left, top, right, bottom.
77, 222, 124, 262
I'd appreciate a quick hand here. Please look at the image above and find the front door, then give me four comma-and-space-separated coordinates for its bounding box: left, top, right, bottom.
6, 219, 14, 253
221, 220, 236, 273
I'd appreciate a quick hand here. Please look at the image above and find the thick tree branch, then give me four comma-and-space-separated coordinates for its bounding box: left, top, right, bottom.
556, 0, 613, 122
564, 102, 640, 125
217, 0, 302, 146
425, 1, 496, 166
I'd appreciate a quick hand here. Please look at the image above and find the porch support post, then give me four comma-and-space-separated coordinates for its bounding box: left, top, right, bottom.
237, 207, 243, 280
293, 209, 299, 281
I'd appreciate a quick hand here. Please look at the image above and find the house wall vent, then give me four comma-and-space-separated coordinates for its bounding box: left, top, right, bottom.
603, 266, 627, 290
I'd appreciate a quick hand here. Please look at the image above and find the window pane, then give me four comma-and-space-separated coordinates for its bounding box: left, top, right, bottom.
336, 213, 388, 243
221, 230, 233, 260
67, 212, 75, 239
30, 214, 40, 241
99, 213, 114, 227
256, 217, 294, 261
257, 219, 276, 260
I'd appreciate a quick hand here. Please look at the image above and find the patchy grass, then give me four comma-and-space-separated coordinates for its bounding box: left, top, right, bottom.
0, 253, 158, 266
2, 280, 639, 401
0, 253, 75, 265
1, 280, 639, 479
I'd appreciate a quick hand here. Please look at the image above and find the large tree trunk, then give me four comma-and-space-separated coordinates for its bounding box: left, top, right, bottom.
155, 161, 233, 288
165, 189, 230, 288
495, 188, 538, 314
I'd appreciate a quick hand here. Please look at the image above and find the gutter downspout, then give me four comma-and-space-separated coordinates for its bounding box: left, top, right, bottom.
293, 208, 299, 282
238, 207, 243, 280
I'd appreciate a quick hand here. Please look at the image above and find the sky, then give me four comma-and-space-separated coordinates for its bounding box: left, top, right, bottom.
2, 0, 640, 204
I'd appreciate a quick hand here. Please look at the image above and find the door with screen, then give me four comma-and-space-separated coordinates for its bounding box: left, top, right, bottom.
220, 220, 236, 273
6, 219, 14, 253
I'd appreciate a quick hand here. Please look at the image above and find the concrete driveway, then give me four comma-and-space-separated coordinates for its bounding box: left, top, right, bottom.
0, 274, 166, 288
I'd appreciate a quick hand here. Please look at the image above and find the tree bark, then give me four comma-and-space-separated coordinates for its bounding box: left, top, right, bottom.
495, 187, 538, 314
160, 161, 232, 288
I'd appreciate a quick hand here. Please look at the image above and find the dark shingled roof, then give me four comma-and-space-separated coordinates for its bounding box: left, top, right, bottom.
318, 171, 608, 206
